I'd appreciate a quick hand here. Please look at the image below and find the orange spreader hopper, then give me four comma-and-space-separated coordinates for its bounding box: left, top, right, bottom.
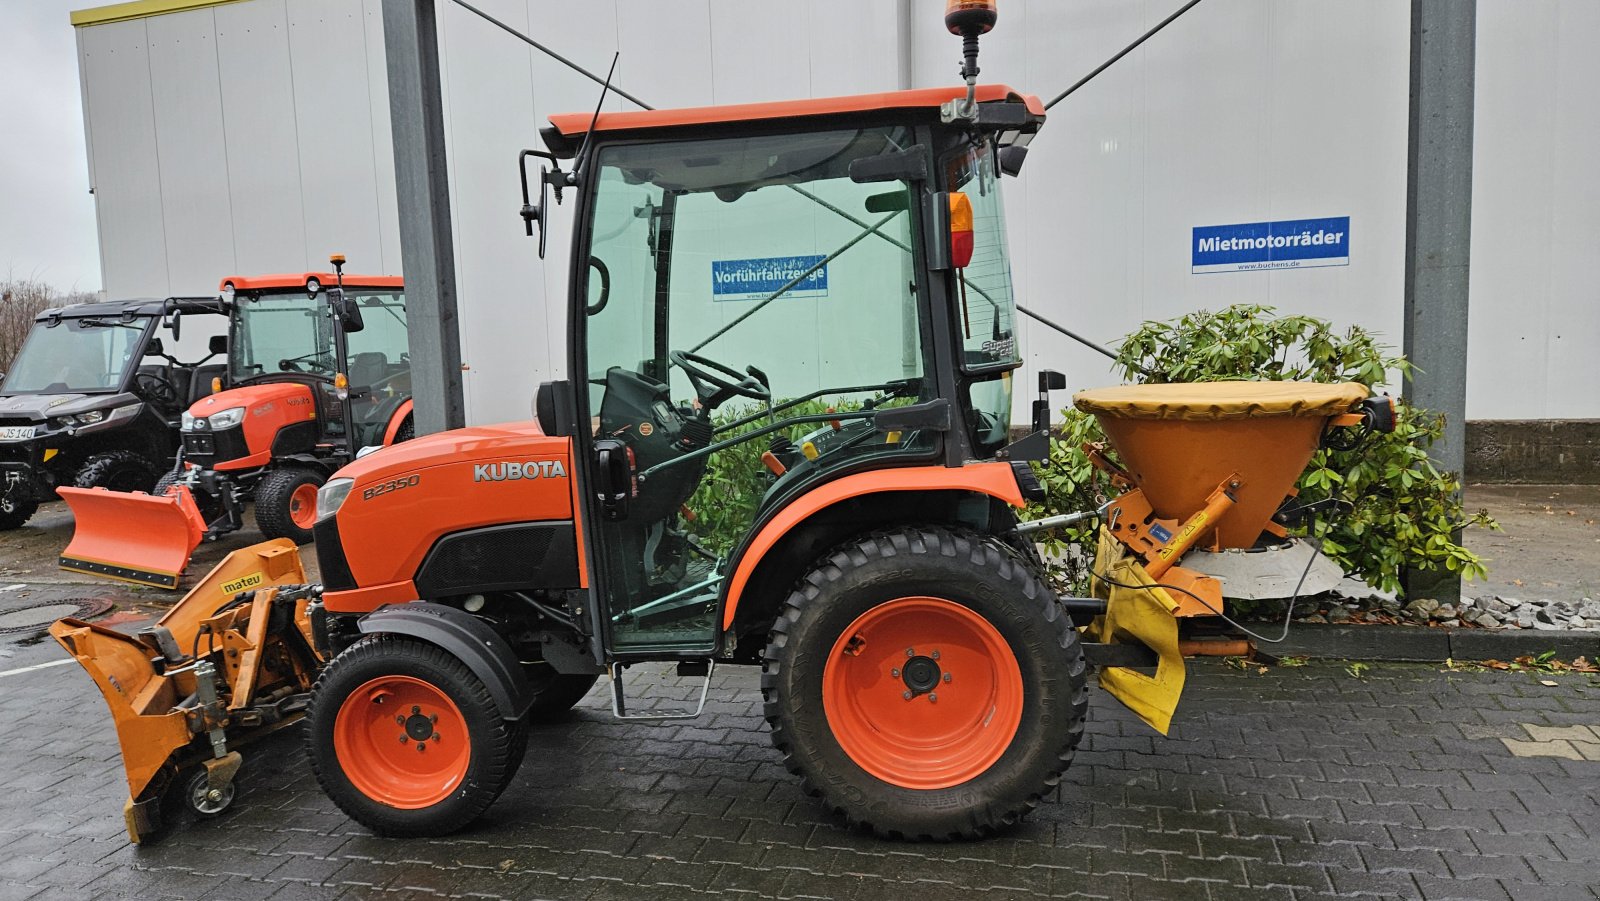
1075, 381, 1370, 552
1071, 381, 1372, 734
57, 485, 208, 589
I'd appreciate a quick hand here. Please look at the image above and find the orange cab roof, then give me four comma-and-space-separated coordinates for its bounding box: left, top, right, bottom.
546, 84, 1044, 139
219, 273, 403, 291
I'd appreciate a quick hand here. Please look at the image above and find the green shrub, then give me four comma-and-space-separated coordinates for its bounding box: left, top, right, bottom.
1028, 304, 1496, 597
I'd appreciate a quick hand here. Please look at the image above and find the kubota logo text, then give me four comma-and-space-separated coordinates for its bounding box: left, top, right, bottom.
474, 460, 567, 482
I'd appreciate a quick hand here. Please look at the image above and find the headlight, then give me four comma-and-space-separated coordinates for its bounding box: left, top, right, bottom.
316, 478, 353, 523
76, 409, 105, 425
207, 406, 246, 429
181, 411, 196, 430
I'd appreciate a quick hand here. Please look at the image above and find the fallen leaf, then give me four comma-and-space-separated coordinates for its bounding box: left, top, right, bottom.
1540, 680, 1559, 687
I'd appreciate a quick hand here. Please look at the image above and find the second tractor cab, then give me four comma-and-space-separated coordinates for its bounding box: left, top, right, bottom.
57, 258, 412, 588
0, 296, 228, 529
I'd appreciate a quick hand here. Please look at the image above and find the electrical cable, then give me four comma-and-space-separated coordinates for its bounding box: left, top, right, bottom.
1080, 507, 1331, 645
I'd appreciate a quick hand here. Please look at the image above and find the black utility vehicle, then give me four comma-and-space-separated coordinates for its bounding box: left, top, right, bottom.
0, 297, 227, 528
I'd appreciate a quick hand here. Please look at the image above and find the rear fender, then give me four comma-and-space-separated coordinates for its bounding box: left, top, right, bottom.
720, 462, 1024, 632
382, 399, 414, 445
357, 602, 531, 720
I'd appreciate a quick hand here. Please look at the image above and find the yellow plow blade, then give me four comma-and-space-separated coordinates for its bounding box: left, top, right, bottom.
57, 485, 208, 589
49, 539, 312, 843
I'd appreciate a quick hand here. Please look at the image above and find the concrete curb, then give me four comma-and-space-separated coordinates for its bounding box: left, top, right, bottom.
1262, 623, 1600, 663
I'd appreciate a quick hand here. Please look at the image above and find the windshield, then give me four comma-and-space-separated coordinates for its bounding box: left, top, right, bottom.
229, 289, 407, 383
1, 316, 149, 394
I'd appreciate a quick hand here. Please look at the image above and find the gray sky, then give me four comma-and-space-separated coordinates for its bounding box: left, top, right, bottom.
1, 0, 101, 293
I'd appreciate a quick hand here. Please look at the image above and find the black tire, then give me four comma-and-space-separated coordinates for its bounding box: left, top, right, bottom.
763, 526, 1088, 840
253, 467, 324, 544
0, 491, 38, 530
153, 470, 223, 524
306, 635, 518, 837
74, 450, 160, 493
391, 415, 414, 444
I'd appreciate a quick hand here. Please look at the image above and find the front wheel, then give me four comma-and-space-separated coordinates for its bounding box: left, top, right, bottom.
763, 527, 1088, 840
0, 490, 38, 530
253, 467, 324, 544
306, 635, 520, 837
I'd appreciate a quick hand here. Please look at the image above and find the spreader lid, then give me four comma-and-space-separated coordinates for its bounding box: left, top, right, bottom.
1073, 381, 1369, 421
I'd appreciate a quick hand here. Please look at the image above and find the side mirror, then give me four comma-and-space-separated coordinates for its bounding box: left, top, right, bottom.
209, 334, 228, 356
998, 145, 1028, 177
167, 309, 182, 341
518, 150, 552, 259
335, 290, 365, 333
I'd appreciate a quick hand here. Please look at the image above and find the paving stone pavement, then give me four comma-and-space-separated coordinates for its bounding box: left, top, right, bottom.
1, 636, 1598, 901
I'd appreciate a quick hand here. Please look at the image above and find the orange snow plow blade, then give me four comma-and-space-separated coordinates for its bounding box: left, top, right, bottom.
57, 485, 208, 589
49, 539, 316, 843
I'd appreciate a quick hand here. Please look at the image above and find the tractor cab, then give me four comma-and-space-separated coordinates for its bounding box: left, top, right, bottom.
535, 85, 1045, 656
214, 272, 411, 453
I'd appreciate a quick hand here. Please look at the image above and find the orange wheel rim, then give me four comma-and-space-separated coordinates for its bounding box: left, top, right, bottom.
289, 483, 318, 529
332, 675, 471, 808
822, 596, 1023, 790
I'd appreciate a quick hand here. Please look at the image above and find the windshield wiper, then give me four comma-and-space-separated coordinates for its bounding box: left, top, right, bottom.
76, 317, 145, 332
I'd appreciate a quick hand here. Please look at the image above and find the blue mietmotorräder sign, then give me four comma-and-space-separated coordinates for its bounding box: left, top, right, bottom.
711, 255, 828, 301
1192, 216, 1350, 274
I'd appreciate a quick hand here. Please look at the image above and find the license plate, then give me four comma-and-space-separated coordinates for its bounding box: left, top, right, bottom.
0, 426, 36, 441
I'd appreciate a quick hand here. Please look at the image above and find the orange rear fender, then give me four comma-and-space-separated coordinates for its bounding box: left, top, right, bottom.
720, 462, 1025, 631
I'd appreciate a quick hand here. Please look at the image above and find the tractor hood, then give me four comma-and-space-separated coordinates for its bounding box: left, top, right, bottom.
332, 421, 548, 484
187, 382, 315, 422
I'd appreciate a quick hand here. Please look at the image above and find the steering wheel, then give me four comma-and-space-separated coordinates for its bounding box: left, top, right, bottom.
134, 372, 181, 409
669, 350, 771, 408
585, 257, 611, 315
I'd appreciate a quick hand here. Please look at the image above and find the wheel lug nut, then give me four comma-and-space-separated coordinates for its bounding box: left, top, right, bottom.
891, 668, 900, 678
399, 734, 409, 744
412, 706, 421, 715
431, 734, 440, 742
931, 650, 940, 660
902, 690, 913, 700
429, 714, 438, 724
929, 693, 937, 703
395, 715, 405, 725
906, 648, 915, 657
943, 673, 952, 683
417, 743, 427, 752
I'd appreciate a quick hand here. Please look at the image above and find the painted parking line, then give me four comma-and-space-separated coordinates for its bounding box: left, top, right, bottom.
0, 657, 73, 679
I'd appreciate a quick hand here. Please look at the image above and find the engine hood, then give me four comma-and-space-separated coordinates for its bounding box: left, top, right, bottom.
0, 392, 140, 422
188, 382, 315, 419
333, 420, 548, 483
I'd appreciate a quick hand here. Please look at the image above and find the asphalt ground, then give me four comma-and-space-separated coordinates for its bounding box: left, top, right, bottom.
1, 620, 1598, 901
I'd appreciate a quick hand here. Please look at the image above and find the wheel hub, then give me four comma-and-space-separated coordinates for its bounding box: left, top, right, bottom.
901, 654, 941, 694
403, 706, 438, 742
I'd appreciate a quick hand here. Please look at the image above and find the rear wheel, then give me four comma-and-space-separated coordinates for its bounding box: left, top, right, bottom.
74, 450, 159, 493
306, 635, 518, 836
254, 467, 324, 544
763, 527, 1088, 839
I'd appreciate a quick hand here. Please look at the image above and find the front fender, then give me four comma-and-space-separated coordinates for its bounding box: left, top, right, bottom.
719, 462, 1024, 630
358, 602, 531, 720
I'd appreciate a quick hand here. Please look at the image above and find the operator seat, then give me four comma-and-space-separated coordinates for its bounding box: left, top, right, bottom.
348, 352, 388, 390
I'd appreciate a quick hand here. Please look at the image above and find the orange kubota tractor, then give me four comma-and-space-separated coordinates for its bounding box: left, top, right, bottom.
57, 258, 413, 588
52, 5, 1394, 844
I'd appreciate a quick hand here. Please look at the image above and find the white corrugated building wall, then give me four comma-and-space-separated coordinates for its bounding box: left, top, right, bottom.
69, 0, 1598, 436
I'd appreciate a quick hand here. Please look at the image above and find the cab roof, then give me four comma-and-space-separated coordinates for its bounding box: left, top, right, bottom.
34, 296, 225, 321
220, 273, 403, 291
544, 84, 1044, 157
